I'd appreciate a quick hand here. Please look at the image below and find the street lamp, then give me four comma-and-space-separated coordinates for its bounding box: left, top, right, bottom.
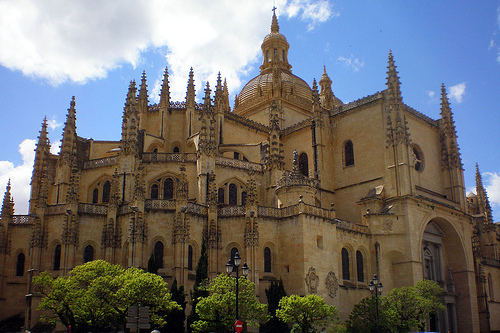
226, 251, 249, 322
369, 274, 383, 333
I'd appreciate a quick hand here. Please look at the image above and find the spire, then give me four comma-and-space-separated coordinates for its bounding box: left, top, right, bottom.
1, 180, 14, 223
159, 66, 170, 108
386, 50, 402, 108
186, 67, 196, 107
440, 84, 456, 137
223, 78, 230, 112
271, 7, 279, 33
440, 84, 462, 169
121, 81, 139, 156
203, 81, 212, 112
138, 71, 149, 112
59, 96, 77, 167
476, 163, 493, 223
312, 78, 320, 108
214, 72, 223, 111
36, 117, 50, 154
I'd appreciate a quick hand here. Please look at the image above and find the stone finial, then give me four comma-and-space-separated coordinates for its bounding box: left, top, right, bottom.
271, 7, 279, 33
159, 66, 170, 108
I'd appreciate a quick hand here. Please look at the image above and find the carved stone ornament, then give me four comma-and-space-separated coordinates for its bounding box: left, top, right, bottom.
325, 271, 338, 298
305, 266, 319, 294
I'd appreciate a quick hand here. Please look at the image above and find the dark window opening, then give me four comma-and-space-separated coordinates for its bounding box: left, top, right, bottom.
241, 191, 247, 206
345, 141, 354, 167
92, 188, 99, 204
151, 184, 159, 199
218, 188, 225, 204
164, 178, 174, 199
229, 184, 237, 205
299, 153, 309, 177
102, 181, 111, 203
342, 248, 350, 280
264, 247, 272, 273
356, 251, 364, 282
231, 247, 238, 273
188, 245, 193, 270
413, 146, 423, 171
234, 152, 240, 160
16, 253, 25, 276
53, 245, 61, 271
173, 146, 180, 153
153, 148, 158, 153
84, 245, 94, 263
154, 241, 164, 268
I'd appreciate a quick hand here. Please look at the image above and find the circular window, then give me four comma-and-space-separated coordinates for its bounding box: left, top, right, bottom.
412, 145, 424, 172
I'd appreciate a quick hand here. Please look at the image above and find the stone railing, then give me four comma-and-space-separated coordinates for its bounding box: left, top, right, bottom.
46, 204, 68, 215
145, 199, 176, 211
187, 202, 208, 216
215, 156, 264, 172
335, 219, 370, 234
276, 172, 319, 189
257, 206, 281, 218
142, 153, 197, 163
84, 156, 118, 169
218, 205, 246, 217
78, 203, 108, 215
11, 215, 34, 224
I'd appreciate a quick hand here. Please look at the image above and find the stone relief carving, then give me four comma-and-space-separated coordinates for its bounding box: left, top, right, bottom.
325, 271, 338, 298
305, 266, 319, 294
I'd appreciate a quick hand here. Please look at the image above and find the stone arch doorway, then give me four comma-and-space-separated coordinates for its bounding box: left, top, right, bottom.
420, 217, 474, 333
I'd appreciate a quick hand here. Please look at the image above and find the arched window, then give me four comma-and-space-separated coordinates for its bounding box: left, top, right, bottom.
412, 144, 425, 172
299, 153, 309, 177
53, 244, 61, 271
488, 274, 494, 301
264, 247, 272, 273
150, 184, 159, 199
154, 241, 164, 268
344, 140, 354, 167
229, 184, 237, 205
188, 245, 193, 270
92, 189, 99, 204
16, 253, 25, 276
241, 191, 247, 206
84, 245, 94, 263
153, 148, 158, 153
356, 251, 364, 282
163, 178, 174, 199
102, 181, 111, 203
342, 248, 350, 280
173, 146, 180, 153
231, 247, 238, 273
218, 188, 225, 204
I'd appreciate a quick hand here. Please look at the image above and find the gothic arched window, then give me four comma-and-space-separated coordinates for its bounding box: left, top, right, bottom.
154, 241, 164, 268
163, 178, 174, 199
150, 184, 159, 199
241, 191, 248, 206
356, 250, 364, 282
16, 253, 25, 276
344, 140, 354, 167
218, 188, 225, 204
84, 245, 94, 263
342, 248, 350, 280
53, 244, 61, 271
102, 181, 111, 203
188, 245, 193, 270
229, 184, 237, 205
264, 247, 272, 273
299, 153, 309, 177
231, 247, 238, 273
92, 188, 99, 204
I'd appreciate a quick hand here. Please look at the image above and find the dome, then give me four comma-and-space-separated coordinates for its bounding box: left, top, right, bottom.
237, 70, 312, 108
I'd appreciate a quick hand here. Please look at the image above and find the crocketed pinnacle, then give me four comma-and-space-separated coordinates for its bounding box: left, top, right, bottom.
159, 66, 170, 108
386, 50, 402, 107
476, 163, 493, 223
271, 8, 279, 33
186, 67, 196, 106
138, 71, 149, 111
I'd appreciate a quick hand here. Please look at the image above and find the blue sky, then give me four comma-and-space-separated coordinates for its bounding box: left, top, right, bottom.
0, 1, 499, 217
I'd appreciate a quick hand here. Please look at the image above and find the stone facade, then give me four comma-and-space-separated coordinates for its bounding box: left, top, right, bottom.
0, 11, 499, 333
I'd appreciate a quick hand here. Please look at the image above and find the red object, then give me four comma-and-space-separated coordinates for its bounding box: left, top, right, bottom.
235, 320, 243, 332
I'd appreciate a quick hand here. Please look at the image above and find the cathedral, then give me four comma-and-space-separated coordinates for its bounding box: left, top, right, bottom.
0, 11, 499, 333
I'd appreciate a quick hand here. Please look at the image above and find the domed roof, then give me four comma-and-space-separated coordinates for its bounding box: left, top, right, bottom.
237, 71, 312, 107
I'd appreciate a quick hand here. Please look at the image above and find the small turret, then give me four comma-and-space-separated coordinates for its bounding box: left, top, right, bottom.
1, 180, 14, 223
319, 66, 342, 109
386, 50, 402, 109
120, 81, 139, 156
138, 71, 149, 113
59, 97, 77, 167
159, 67, 170, 109
186, 67, 196, 107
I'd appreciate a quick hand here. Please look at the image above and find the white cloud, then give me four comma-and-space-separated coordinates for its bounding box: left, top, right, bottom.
449, 82, 466, 103
338, 55, 364, 72
0, 0, 337, 101
428, 91, 435, 98
47, 117, 62, 131
484, 172, 500, 211
0, 139, 36, 215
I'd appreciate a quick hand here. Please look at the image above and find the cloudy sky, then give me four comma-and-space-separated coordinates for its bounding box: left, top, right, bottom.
0, 1, 499, 218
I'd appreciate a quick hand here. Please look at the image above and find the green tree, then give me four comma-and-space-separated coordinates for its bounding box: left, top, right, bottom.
187, 238, 209, 332
147, 253, 160, 274
345, 296, 394, 333
384, 279, 444, 332
164, 278, 186, 333
276, 294, 339, 333
34, 260, 180, 333
191, 274, 268, 333
265, 279, 288, 333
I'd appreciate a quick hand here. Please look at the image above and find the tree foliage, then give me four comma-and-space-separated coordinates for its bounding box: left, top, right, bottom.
191, 274, 268, 333
187, 238, 209, 332
33, 260, 180, 333
265, 279, 288, 333
345, 296, 394, 333
276, 294, 339, 333
164, 278, 186, 333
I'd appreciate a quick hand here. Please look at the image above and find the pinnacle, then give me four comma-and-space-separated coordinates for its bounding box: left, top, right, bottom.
271, 7, 279, 33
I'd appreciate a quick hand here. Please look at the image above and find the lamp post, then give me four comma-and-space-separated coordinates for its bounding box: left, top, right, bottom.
226, 251, 249, 322
369, 274, 383, 333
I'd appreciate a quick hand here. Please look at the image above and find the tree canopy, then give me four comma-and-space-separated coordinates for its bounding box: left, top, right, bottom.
265, 279, 288, 332
191, 274, 268, 333
276, 294, 339, 333
34, 260, 180, 333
